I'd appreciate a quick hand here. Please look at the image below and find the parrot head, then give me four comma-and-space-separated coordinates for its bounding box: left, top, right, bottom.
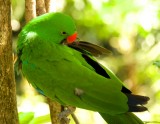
22, 12, 77, 44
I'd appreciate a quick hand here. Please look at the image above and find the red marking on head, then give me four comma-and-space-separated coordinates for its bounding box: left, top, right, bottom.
67, 32, 77, 44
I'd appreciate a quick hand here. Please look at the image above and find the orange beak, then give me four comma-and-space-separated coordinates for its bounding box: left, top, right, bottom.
67, 32, 77, 44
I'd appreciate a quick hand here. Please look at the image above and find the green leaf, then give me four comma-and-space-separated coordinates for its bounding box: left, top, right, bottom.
153, 60, 160, 68
29, 114, 51, 124
19, 112, 34, 124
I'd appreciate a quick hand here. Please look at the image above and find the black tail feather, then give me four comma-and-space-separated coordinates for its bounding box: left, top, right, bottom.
125, 93, 150, 112
128, 105, 148, 112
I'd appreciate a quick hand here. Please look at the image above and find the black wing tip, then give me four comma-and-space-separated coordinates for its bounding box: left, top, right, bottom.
82, 54, 111, 79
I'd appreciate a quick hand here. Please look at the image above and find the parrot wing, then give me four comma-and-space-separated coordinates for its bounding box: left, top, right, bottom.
19, 37, 149, 115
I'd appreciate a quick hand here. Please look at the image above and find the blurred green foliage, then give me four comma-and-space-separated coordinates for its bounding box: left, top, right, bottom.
19, 112, 51, 124
12, 0, 160, 123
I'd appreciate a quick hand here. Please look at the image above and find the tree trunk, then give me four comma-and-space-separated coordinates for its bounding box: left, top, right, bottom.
0, 0, 19, 124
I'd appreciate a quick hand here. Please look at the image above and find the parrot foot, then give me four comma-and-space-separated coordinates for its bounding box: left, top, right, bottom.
59, 106, 76, 124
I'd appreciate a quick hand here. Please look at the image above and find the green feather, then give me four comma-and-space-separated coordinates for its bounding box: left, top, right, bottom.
100, 112, 144, 124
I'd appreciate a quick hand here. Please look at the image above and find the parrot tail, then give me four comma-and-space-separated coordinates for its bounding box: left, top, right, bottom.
99, 94, 149, 124
100, 112, 144, 124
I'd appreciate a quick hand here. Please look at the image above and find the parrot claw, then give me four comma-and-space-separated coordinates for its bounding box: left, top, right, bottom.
59, 117, 70, 124
59, 106, 76, 124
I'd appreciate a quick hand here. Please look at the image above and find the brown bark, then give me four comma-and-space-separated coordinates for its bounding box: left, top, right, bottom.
47, 98, 62, 124
25, 0, 36, 22
45, 0, 51, 12
0, 0, 19, 124
36, 0, 46, 16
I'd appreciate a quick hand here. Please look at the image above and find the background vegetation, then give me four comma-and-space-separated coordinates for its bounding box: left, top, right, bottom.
12, 0, 160, 123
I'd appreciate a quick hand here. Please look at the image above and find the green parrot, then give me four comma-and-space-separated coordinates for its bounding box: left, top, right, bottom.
17, 12, 150, 124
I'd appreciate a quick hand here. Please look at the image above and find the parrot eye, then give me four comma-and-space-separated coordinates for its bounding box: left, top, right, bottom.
61, 31, 67, 35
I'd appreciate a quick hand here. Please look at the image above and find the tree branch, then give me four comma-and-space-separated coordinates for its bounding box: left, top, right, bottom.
45, 0, 51, 12
47, 98, 62, 124
71, 113, 80, 124
25, 0, 36, 22
36, 0, 46, 16
0, 0, 19, 123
